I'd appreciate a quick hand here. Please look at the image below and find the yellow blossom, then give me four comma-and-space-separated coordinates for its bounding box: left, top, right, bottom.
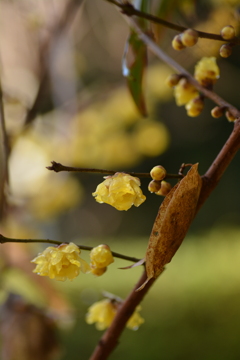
86, 299, 144, 331
92, 173, 146, 211
90, 244, 114, 269
126, 306, 145, 330
194, 57, 220, 86
174, 78, 199, 106
31, 243, 90, 281
86, 299, 117, 330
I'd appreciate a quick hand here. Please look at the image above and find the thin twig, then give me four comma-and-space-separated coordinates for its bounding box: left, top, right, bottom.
0, 234, 141, 263
47, 161, 182, 179
105, 0, 240, 44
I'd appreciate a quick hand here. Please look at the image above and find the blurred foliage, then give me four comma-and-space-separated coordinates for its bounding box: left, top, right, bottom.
1, 0, 240, 359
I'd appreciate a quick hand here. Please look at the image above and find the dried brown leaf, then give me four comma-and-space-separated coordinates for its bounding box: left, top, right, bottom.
139, 164, 202, 290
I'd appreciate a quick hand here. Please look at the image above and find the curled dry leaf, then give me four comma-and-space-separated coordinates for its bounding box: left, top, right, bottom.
138, 163, 202, 291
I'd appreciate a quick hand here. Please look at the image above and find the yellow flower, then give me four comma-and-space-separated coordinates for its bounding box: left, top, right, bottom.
90, 244, 114, 269
174, 78, 199, 106
31, 243, 90, 281
126, 306, 145, 330
86, 299, 144, 331
86, 299, 117, 330
194, 57, 220, 86
92, 173, 146, 211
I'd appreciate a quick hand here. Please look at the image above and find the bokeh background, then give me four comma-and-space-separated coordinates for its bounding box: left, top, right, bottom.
1, 0, 240, 359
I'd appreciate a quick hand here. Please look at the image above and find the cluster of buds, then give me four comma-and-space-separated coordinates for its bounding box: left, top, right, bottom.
172, 29, 199, 51
148, 165, 172, 196
211, 106, 236, 122
166, 57, 220, 118
172, 25, 236, 59
219, 25, 236, 58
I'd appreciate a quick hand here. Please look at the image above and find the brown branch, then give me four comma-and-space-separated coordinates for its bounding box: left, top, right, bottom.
47, 161, 182, 179
105, 0, 240, 44
0, 234, 141, 263
89, 269, 155, 360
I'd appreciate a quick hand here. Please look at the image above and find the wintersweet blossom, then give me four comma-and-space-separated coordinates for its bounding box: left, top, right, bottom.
31, 243, 90, 281
85, 299, 144, 331
174, 78, 199, 106
194, 57, 220, 86
86, 299, 116, 330
92, 173, 146, 211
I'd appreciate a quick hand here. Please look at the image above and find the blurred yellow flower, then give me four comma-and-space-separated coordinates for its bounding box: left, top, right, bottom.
133, 120, 169, 157
92, 173, 146, 211
194, 57, 220, 86
90, 244, 114, 269
126, 305, 145, 330
86, 299, 116, 330
86, 299, 144, 331
31, 243, 90, 281
174, 78, 199, 106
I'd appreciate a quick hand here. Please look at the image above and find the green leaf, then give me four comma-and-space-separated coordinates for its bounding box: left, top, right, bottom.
122, 31, 147, 117
122, 0, 149, 117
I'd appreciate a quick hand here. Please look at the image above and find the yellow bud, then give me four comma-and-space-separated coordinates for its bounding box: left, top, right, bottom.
211, 106, 225, 118
181, 29, 199, 47
155, 181, 172, 196
150, 165, 167, 181
225, 110, 236, 122
172, 34, 186, 51
185, 97, 204, 117
90, 244, 114, 269
219, 44, 232, 58
148, 180, 162, 193
221, 25, 235, 40
165, 74, 182, 87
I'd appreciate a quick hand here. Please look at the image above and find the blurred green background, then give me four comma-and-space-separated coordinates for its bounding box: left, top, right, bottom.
1, 0, 240, 359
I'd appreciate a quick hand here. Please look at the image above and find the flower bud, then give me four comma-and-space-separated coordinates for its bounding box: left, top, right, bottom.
220, 25, 235, 40
219, 43, 232, 58
90, 244, 114, 269
185, 97, 204, 117
211, 106, 225, 118
155, 181, 172, 196
165, 74, 182, 87
150, 165, 167, 181
148, 180, 162, 193
181, 29, 199, 47
172, 34, 186, 51
225, 110, 236, 122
